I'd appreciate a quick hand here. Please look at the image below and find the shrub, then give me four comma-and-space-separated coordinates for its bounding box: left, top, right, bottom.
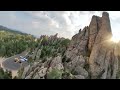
27, 56, 34, 64
116, 71, 120, 79
60, 39, 70, 47
0, 68, 12, 79
47, 69, 63, 79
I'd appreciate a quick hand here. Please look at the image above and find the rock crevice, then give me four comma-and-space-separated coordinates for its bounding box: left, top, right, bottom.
20, 12, 120, 79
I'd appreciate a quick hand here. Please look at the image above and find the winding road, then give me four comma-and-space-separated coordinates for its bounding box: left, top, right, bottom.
2, 51, 29, 71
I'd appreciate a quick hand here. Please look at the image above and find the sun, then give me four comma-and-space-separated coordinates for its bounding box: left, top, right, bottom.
111, 35, 120, 43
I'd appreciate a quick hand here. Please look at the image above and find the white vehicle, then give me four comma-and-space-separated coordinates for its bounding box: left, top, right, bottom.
14, 56, 28, 63
23, 58, 28, 61
20, 56, 28, 61
20, 58, 28, 62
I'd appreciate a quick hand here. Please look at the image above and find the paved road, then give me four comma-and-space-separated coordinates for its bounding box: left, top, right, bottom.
2, 51, 29, 71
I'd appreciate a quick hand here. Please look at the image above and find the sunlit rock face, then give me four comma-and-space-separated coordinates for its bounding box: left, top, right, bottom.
65, 12, 119, 79
89, 12, 114, 79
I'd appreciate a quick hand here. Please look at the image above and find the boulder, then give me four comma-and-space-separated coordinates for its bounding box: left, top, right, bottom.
38, 67, 47, 77
72, 66, 88, 78
65, 55, 85, 72
49, 56, 64, 71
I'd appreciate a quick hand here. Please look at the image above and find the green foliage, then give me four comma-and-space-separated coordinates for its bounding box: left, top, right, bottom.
28, 57, 34, 64
60, 39, 70, 47
117, 71, 120, 79
47, 69, 63, 79
36, 37, 70, 59
0, 30, 37, 57
40, 48, 46, 58
0, 68, 12, 79
40, 36, 48, 46
117, 56, 120, 79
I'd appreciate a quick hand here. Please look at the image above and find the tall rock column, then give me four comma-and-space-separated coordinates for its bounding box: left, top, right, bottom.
89, 12, 118, 79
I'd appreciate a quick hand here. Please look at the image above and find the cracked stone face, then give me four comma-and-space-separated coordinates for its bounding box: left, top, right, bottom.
20, 12, 119, 79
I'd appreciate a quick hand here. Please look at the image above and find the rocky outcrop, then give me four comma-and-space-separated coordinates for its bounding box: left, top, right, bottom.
20, 12, 120, 79
65, 55, 86, 69
48, 56, 64, 71
65, 12, 119, 79
32, 48, 39, 60
35, 49, 41, 60
21, 55, 64, 79
88, 12, 117, 79
69, 26, 89, 56
88, 15, 101, 51
73, 75, 85, 79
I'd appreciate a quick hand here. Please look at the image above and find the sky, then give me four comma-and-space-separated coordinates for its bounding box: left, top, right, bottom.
0, 11, 120, 39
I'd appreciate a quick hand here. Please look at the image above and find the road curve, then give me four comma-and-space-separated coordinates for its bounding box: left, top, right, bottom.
2, 51, 29, 71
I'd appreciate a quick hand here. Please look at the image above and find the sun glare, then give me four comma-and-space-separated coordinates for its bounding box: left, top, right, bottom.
111, 35, 120, 43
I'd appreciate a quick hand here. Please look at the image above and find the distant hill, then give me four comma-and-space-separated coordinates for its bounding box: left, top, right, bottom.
0, 25, 28, 35
0, 25, 38, 57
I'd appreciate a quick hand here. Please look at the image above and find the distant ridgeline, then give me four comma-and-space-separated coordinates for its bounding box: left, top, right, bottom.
0, 25, 28, 35
0, 25, 38, 57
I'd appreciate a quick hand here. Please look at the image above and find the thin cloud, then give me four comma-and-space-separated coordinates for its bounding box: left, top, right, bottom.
0, 11, 119, 39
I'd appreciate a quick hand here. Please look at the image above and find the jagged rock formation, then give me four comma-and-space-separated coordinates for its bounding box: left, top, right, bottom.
65, 12, 119, 79
20, 56, 63, 79
88, 12, 115, 79
19, 12, 120, 79
18, 34, 70, 79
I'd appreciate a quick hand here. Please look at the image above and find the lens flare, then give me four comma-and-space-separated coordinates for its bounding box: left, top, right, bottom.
111, 35, 120, 43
